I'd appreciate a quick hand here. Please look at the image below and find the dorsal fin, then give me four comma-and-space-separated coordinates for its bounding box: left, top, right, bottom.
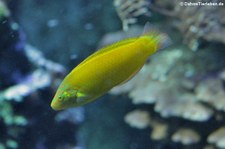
142, 22, 152, 35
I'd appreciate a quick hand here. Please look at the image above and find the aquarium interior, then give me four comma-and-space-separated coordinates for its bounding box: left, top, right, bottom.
0, 0, 225, 149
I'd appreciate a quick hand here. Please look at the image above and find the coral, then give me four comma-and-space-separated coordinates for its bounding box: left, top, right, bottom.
111, 47, 214, 122
0, 2, 28, 148
114, 0, 225, 50
1, 0, 223, 148
196, 76, 225, 112
207, 127, 225, 148
171, 128, 201, 145
124, 110, 150, 129
173, 0, 225, 50
0, 1, 83, 148
0, 44, 65, 102
150, 122, 168, 141
155, 96, 213, 121
111, 44, 224, 147
124, 109, 203, 146
24, 45, 65, 73
113, 0, 150, 31
152, 0, 225, 50
124, 109, 169, 140
99, 23, 225, 148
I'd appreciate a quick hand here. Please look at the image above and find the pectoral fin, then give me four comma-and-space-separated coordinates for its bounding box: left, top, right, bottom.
76, 92, 90, 104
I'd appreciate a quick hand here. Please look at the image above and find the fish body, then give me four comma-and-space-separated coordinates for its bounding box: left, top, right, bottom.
51, 33, 165, 110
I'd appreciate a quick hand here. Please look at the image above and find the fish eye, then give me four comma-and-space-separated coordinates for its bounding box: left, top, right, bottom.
58, 96, 63, 101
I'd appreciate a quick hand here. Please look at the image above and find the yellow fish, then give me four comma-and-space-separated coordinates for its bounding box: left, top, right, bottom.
51, 31, 168, 110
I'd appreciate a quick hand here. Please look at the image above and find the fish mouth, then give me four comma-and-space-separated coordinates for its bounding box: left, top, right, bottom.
50, 99, 64, 111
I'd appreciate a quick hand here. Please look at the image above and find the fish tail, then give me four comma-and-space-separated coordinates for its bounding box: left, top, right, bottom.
142, 22, 172, 50
152, 32, 171, 50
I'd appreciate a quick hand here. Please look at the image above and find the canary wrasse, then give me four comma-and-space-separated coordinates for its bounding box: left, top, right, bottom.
51, 31, 169, 110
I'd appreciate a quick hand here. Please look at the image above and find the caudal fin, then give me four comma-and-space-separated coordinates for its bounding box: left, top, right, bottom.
142, 22, 172, 50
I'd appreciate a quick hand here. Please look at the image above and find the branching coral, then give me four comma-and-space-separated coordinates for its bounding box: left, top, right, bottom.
124, 110, 150, 129
114, 0, 225, 50
172, 0, 225, 50
99, 24, 225, 148
0, 44, 65, 102
124, 110, 169, 141
124, 109, 202, 146
208, 127, 225, 148
166, 0, 224, 50
196, 76, 225, 112
111, 47, 215, 122
171, 128, 201, 145
113, 0, 150, 31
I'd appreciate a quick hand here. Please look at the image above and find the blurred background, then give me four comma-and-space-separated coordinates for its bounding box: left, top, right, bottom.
0, 0, 225, 149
